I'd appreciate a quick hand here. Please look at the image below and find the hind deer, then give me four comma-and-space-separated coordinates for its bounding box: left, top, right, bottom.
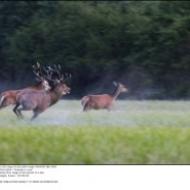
81, 82, 128, 112
0, 62, 50, 109
13, 65, 71, 120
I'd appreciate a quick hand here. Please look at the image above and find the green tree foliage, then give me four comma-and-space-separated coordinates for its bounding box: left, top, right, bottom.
0, 1, 190, 98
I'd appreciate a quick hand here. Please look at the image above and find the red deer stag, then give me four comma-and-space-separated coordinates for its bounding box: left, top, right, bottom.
0, 62, 50, 109
13, 65, 71, 120
81, 82, 128, 111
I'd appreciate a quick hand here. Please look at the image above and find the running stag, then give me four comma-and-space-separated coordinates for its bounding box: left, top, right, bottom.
13, 65, 71, 120
0, 62, 50, 109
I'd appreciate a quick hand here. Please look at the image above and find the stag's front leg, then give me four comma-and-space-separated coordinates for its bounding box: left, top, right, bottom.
13, 104, 24, 119
13, 105, 19, 117
31, 112, 39, 121
31, 109, 43, 121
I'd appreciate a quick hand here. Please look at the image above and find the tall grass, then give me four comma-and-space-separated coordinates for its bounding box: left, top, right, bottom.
0, 100, 190, 164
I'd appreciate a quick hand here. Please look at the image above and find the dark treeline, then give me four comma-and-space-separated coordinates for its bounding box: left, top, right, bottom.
0, 1, 190, 99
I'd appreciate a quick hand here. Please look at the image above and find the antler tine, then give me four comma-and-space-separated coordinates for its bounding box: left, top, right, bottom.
57, 64, 62, 71
42, 65, 52, 81
51, 64, 62, 80
32, 62, 38, 72
38, 62, 43, 76
58, 65, 64, 81
43, 64, 71, 84
32, 63, 39, 75
33, 61, 40, 73
57, 64, 65, 82
36, 61, 40, 69
47, 65, 53, 71
64, 73, 72, 82
33, 69, 41, 81
48, 65, 61, 83
54, 64, 72, 82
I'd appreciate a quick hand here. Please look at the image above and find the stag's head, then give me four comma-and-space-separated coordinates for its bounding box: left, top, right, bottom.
44, 64, 71, 95
32, 62, 51, 91
54, 83, 71, 95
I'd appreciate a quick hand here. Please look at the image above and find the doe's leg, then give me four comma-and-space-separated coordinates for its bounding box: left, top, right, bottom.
83, 103, 90, 112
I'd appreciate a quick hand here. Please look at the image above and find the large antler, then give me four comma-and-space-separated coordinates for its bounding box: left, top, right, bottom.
54, 64, 72, 82
32, 62, 44, 82
43, 64, 72, 84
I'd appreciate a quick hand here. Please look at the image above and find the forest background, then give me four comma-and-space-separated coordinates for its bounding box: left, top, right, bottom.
0, 1, 190, 99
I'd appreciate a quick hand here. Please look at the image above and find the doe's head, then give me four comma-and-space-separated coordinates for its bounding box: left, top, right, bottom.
113, 81, 128, 93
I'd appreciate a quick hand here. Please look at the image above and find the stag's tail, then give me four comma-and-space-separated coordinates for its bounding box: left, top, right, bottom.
81, 96, 90, 107
0, 94, 5, 109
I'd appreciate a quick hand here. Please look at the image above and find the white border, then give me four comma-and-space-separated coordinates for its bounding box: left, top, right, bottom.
1, 165, 190, 190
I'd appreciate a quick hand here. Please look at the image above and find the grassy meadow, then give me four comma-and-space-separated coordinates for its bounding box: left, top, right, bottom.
0, 100, 190, 164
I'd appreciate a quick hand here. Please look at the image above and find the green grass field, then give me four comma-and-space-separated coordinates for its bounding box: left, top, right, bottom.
0, 100, 190, 164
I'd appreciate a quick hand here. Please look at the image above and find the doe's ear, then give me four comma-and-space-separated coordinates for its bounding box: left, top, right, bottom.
113, 81, 117, 86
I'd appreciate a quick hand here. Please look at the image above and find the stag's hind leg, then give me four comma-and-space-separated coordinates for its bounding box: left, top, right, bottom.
13, 104, 19, 117
1, 96, 16, 110
0, 95, 7, 109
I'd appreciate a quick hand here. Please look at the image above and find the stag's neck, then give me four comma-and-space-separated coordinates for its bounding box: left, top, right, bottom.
111, 86, 121, 100
29, 82, 42, 90
48, 89, 63, 106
